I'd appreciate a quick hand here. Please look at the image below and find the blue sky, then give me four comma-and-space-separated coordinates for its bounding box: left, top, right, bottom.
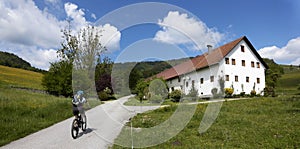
0, 0, 299, 69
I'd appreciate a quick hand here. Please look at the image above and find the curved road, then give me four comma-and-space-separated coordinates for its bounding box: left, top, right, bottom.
2, 95, 160, 149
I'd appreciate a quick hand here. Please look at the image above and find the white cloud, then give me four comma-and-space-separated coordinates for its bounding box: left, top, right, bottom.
64, 2, 87, 32
258, 37, 300, 65
98, 24, 121, 52
1, 42, 59, 70
91, 13, 97, 19
154, 11, 224, 50
45, 0, 60, 5
0, 0, 62, 48
0, 0, 121, 70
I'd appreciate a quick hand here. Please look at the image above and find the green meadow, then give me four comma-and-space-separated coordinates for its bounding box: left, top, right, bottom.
0, 65, 101, 146
113, 67, 300, 148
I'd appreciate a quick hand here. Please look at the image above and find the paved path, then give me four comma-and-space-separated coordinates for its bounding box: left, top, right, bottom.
2, 95, 160, 149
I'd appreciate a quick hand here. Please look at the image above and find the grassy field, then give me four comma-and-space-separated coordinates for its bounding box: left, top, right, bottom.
112, 67, 300, 148
276, 66, 300, 95
0, 65, 44, 90
0, 65, 101, 146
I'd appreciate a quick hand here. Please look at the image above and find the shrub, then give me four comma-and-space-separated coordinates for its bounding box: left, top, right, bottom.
250, 90, 256, 97
264, 86, 275, 97
169, 89, 182, 102
240, 92, 246, 97
211, 88, 218, 96
224, 88, 233, 97
98, 91, 109, 101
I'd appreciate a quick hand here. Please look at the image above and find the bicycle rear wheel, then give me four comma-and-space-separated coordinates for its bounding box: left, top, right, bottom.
81, 115, 87, 131
71, 119, 79, 139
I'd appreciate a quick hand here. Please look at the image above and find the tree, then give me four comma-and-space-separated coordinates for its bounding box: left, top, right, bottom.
263, 58, 284, 96
42, 24, 106, 97
42, 60, 72, 97
148, 78, 168, 103
95, 57, 114, 94
135, 79, 149, 101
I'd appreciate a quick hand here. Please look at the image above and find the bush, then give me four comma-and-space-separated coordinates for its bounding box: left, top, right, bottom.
250, 90, 256, 97
211, 88, 218, 96
264, 86, 275, 97
98, 91, 109, 101
224, 88, 233, 97
240, 92, 246, 97
169, 90, 182, 102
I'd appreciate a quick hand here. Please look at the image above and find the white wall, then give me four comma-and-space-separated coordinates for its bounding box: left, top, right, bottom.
167, 64, 222, 97
221, 40, 266, 95
166, 39, 266, 96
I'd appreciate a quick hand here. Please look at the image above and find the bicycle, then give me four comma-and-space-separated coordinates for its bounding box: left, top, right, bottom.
71, 113, 87, 139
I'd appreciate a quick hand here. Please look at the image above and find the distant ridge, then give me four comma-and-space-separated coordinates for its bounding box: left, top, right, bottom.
0, 51, 46, 73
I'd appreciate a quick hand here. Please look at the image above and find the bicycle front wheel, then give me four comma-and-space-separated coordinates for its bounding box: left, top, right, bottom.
71, 119, 79, 139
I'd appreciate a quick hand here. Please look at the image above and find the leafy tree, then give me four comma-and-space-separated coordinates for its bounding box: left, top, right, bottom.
148, 78, 168, 103
95, 57, 114, 94
263, 58, 284, 96
42, 24, 106, 97
135, 79, 149, 101
42, 60, 72, 97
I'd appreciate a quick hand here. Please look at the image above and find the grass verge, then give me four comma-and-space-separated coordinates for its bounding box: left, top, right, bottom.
112, 97, 300, 148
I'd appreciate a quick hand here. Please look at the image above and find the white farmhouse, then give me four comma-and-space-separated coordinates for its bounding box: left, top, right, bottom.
154, 36, 268, 97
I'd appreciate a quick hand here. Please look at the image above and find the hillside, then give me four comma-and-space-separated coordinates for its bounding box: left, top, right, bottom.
0, 65, 44, 90
0, 51, 45, 72
276, 65, 300, 95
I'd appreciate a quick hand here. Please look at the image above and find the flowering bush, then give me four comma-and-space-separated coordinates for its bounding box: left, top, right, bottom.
224, 88, 234, 97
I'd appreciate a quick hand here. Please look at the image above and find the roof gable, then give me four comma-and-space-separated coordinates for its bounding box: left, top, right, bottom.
155, 36, 268, 80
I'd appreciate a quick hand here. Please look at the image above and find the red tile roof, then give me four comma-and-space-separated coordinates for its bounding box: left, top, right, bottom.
154, 36, 267, 80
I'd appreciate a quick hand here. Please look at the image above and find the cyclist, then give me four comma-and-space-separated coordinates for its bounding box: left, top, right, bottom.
72, 90, 87, 120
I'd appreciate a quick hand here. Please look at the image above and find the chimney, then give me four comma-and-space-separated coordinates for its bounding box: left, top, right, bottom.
207, 45, 213, 54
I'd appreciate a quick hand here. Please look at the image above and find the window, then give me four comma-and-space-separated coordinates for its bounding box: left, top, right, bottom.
251, 61, 255, 67
246, 77, 249, 83
192, 80, 195, 86
178, 77, 181, 82
210, 76, 214, 82
225, 58, 230, 64
225, 75, 229, 81
232, 59, 236, 65
235, 75, 239, 82
242, 60, 245, 66
241, 45, 245, 52
170, 80, 172, 84
257, 78, 260, 84
186, 82, 188, 87
257, 62, 260, 68
200, 78, 204, 84
171, 87, 175, 91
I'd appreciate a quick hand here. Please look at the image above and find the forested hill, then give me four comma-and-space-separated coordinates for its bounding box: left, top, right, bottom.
0, 51, 45, 73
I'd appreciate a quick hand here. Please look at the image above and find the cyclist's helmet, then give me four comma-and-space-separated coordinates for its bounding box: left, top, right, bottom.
77, 90, 84, 95
76, 90, 84, 99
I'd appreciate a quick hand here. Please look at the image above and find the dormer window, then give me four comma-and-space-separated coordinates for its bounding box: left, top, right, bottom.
241, 45, 245, 52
